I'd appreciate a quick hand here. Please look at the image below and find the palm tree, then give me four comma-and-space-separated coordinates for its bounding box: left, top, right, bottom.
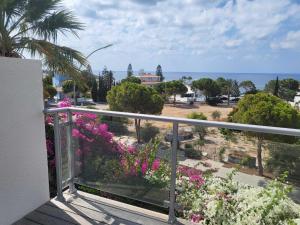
0, 0, 88, 79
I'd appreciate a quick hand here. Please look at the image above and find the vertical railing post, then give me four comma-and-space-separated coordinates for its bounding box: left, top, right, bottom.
54, 112, 65, 201
168, 122, 178, 224
67, 109, 76, 194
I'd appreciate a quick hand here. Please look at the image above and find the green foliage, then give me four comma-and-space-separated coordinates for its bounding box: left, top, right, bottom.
140, 123, 160, 142
187, 112, 207, 140
43, 75, 53, 86
187, 112, 207, 120
216, 77, 240, 105
156, 64, 164, 81
239, 80, 257, 94
62, 80, 75, 93
0, 0, 89, 80
266, 142, 300, 181
121, 76, 141, 84
127, 64, 133, 77
91, 77, 98, 102
219, 128, 237, 143
231, 92, 300, 175
100, 116, 129, 134
192, 78, 221, 100
211, 110, 221, 120
98, 67, 115, 102
165, 80, 188, 103
231, 93, 300, 128
44, 85, 57, 99
184, 146, 202, 159
265, 78, 299, 101
218, 147, 226, 162
107, 82, 164, 142
107, 82, 164, 114
43, 75, 57, 99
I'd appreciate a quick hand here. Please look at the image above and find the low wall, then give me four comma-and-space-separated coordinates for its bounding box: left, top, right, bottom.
0, 57, 49, 225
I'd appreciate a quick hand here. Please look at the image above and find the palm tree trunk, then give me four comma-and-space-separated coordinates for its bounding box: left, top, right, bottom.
257, 137, 264, 176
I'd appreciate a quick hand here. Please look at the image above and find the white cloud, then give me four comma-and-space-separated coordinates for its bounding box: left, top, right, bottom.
271, 30, 300, 49
59, 0, 300, 71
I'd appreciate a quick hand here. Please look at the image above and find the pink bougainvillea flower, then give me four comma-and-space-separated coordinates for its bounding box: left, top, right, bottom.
72, 128, 81, 138
57, 98, 72, 108
141, 161, 148, 175
190, 214, 203, 223
75, 149, 83, 157
189, 175, 205, 188
127, 145, 137, 154
151, 159, 160, 171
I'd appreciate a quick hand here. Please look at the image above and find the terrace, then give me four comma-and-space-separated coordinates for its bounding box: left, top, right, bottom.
15, 106, 300, 224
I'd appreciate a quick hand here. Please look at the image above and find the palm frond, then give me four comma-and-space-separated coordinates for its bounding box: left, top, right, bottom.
21, 38, 89, 82
32, 10, 83, 41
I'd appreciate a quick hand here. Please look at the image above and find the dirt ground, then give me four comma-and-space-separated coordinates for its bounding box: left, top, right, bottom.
161, 102, 233, 120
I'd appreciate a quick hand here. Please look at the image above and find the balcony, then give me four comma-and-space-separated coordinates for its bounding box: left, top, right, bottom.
15, 107, 300, 224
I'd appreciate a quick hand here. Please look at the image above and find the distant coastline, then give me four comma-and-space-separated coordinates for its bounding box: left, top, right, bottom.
94, 71, 300, 90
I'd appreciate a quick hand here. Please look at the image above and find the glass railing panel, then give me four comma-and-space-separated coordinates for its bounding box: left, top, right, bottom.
175, 125, 300, 223
72, 112, 172, 208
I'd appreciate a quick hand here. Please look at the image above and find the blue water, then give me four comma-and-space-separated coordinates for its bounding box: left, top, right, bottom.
100, 71, 300, 90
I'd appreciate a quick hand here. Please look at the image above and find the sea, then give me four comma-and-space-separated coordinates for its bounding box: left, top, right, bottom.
107, 71, 300, 90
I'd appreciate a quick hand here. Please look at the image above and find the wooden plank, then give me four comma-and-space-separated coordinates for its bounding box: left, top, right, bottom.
38, 204, 108, 225
48, 200, 141, 225
25, 210, 85, 225
65, 191, 169, 221
60, 193, 169, 225
13, 218, 42, 225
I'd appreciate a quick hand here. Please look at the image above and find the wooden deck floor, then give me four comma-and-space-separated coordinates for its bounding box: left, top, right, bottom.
13, 191, 189, 225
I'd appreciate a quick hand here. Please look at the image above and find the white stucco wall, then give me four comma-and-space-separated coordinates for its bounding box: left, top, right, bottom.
0, 57, 49, 225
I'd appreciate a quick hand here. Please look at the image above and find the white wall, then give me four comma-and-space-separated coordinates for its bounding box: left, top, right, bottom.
0, 57, 49, 225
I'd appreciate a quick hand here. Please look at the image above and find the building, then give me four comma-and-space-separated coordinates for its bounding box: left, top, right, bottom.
138, 73, 161, 87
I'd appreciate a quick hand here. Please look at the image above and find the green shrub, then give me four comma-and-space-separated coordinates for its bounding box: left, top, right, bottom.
140, 123, 160, 142
211, 110, 221, 120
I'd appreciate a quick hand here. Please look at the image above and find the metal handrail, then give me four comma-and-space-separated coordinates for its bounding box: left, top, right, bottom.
44, 107, 300, 137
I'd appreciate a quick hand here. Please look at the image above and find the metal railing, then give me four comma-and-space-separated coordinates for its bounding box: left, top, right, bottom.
44, 107, 300, 224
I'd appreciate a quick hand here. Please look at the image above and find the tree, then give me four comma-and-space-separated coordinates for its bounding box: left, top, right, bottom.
156, 65, 164, 81
43, 74, 57, 99
265, 78, 299, 102
98, 67, 115, 102
192, 78, 220, 101
181, 76, 193, 85
187, 112, 207, 140
231, 80, 240, 97
274, 76, 279, 97
121, 76, 141, 84
165, 80, 188, 104
0, 0, 88, 80
91, 77, 98, 102
231, 93, 300, 175
127, 64, 133, 77
62, 80, 76, 94
107, 82, 164, 143
98, 74, 106, 102
239, 80, 256, 94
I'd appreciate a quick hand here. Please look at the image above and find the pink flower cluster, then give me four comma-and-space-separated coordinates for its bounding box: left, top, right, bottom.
190, 214, 203, 223
57, 98, 72, 108
178, 165, 205, 188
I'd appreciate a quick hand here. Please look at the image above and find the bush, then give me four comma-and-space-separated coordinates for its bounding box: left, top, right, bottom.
211, 110, 221, 120
187, 112, 207, 140
140, 123, 160, 142
218, 147, 226, 162
100, 115, 129, 134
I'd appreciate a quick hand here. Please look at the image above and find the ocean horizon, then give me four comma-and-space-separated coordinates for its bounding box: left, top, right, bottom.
96, 71, 300, 90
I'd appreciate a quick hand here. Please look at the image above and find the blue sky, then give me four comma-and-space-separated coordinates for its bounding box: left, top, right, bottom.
59, 0, 300, 73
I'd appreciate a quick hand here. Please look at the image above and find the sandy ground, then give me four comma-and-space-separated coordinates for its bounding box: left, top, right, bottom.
161, 102, 233, 120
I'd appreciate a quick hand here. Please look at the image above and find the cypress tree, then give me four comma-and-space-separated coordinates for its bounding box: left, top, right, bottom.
274, 76, 279, 97
156, 65, 164, 81
127, 64, 133, 77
